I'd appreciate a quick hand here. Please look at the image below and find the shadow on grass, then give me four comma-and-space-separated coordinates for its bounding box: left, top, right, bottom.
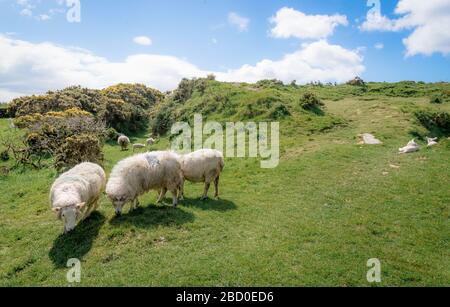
180, 197, 237, 212
109, 204, 195, 229
49, 212, 105, 268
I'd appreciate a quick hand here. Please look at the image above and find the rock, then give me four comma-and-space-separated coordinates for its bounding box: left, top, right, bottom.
359, 133, 383, 145
399, 139, 420, 154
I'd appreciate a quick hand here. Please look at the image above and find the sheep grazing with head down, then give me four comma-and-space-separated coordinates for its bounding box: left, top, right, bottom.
50, 162, 106, 234
106, 151, 183, 215
159, 149, 224, 201
118, 135, 130, 151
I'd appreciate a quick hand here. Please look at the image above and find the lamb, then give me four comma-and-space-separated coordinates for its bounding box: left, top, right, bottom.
106, 151, 183, 215
133, 143, 146, 152
399, 139, 420, 154
118, 135, 130, 151
147, 138, 156, 146
159, 149, 224, 201
50, 162, 106, 234
427, 137, 438, 147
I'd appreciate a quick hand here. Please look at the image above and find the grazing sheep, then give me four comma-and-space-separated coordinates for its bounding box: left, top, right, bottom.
50, 162, 106, 234
399, 139, 420, 154
133, 143, 146, 152
427, 137, 438, 147
118, 135, 130, 151
147, 138, 156, 146
159, 149, 224, 201
106, 151, 183, 215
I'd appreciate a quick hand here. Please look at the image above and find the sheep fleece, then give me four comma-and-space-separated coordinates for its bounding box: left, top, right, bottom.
106, 151, 183, 201
50, 162, 106, 215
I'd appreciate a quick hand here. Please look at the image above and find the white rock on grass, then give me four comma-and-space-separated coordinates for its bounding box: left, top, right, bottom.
359, 133, 383, 145
399, 139, 420, 154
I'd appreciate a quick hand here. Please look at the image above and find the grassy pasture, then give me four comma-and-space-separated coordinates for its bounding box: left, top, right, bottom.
0, 85, 449, 286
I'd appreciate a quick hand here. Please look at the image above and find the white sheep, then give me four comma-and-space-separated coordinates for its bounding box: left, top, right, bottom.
133, 143, 146, 152
117, 135, 130, 151
50, 162, 106, 234
159, 149, 224, 201
427, 137, 438, 147
106, 151, 183, 215
147, 138, 156, 146
399, 139, 420, 154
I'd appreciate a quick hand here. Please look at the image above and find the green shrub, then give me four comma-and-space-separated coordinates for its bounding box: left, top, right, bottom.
415, 110, 450, 135
0, 150, 9, 162
300, 92, 325, 111
430, 95, 444, 104
270, 104, 291, 120
55, 134, 104, 172
106, 127, 119, 142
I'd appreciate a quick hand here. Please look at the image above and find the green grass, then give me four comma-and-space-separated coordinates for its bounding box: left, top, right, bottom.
0, 84, 449, 286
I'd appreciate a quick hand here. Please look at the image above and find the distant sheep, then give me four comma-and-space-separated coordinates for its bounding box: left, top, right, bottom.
147, 138, 156, 146
160, 149, 224, 201
399, 139, 420, 154
106, 151, 183, 215
50, 162, 106, 234
118, 135, 130, 151
427, 137, 438, 147
133, 144, 146, 152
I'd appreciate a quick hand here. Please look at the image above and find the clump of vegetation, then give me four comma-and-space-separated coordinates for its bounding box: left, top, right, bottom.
429, 94, 444, 104
5, 108, 106, 170
346, 77, 366, 87
0, 150, 9, 161
415, 110, 450, 135
54, 133, 104, 172
270, 104, 291, 120
256, 79, 285, 89
300, 92, 325, 112
8, 84, 163, 134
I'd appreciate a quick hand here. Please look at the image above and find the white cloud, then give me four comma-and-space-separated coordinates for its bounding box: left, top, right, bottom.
0, 88, 26, 102
360, 0, 450, 56
133, 36, 152, 46
20, 8, 33, 16
228, 12, 250, 32
0, 36, 364, 101
270, 7, 348, 39
217, 40, 364, 84
38, 14, 51, 21
374, 43, 384, 50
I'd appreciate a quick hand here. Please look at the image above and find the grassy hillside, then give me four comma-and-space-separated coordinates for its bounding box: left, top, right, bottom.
0, 81, 449, 286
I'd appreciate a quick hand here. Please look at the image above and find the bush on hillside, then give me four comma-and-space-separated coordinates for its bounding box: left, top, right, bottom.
429, 94, 444, 104
346, 77, 366, 86
54, 134, 103, 172
11, 108, 106, 170
8, 84, 162, 134
415, 110, 450, 135
300, 92, 325, 112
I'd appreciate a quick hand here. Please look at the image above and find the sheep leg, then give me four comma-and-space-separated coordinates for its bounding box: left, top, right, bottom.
157, 188, 168, 204
201, 182, 211, 201
171, 190, 178, 208
179, 180, 185, 200
214, 176, 220, 199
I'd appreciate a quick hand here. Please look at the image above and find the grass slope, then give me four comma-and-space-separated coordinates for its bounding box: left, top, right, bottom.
0, 83, 449, 286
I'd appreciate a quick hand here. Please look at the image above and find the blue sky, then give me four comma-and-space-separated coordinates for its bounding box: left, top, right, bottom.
0, 0, 449, 100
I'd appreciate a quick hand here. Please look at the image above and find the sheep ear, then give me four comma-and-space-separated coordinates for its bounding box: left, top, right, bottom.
76, 202, 86, 209
52, 207, 61, 213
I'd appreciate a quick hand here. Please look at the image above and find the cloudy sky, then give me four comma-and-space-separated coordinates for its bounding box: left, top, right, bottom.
0, 0, 449, 101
